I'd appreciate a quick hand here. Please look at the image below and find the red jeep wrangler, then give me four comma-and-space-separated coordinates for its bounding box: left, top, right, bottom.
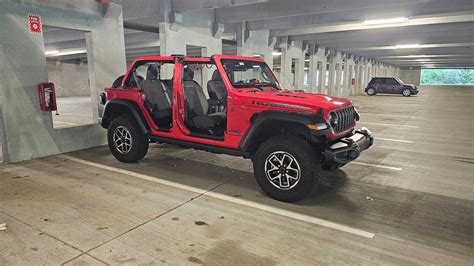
99, 55, 373, 202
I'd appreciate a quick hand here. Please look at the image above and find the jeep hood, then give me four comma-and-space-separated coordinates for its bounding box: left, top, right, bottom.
244, 90, 353, 111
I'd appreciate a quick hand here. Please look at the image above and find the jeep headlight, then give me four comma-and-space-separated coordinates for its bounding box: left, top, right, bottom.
328, 112, 339, 127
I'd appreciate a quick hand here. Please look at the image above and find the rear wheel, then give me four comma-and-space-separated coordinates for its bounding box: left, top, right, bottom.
253, 136, 318, 202
108, 116, 149, 163
402, 88, 411, 97
367, 88, 376, 96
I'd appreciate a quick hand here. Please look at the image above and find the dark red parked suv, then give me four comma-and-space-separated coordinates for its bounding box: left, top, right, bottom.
365, 77, 419, 97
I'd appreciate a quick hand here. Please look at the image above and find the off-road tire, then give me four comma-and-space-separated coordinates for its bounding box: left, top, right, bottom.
402, 88, 412, 97
108, 115, 149, 163
367, 88, 376, 96
253, 136, 318, 202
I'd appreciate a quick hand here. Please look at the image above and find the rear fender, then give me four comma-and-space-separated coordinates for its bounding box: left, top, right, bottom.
100, 99, 150, 134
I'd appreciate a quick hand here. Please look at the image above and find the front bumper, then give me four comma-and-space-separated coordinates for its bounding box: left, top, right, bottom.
323, 127, 374, 167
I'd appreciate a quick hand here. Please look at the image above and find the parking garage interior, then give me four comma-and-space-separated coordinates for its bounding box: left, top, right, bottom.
0, 0, 473, 264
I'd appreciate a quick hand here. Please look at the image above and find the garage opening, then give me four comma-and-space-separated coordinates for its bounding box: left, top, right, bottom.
421, 68, 474, 85
42, 26, 95, 129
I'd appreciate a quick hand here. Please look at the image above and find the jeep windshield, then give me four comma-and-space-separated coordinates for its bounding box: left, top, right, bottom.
221, 59, 280, 90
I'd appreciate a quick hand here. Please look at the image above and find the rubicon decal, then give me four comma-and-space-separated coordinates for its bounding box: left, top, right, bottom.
252, 100, 312, 110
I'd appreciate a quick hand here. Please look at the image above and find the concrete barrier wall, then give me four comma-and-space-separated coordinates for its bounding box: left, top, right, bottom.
47, 61, 91, 97
0, 0, 126, 163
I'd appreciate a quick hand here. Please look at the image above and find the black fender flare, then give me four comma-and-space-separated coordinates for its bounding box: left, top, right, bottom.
238, 110, 328, 153
100, 99, 150, 135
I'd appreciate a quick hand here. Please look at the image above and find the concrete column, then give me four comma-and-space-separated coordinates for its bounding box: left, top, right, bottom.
354, 61, 360, 92
0, 1, 126, 162
236, 22, 275, 67
327, 51, 343, 96
279, 37, 305, 90
159, 6, 222, 80
342, 55, 354, 96
308, 45, 318, 93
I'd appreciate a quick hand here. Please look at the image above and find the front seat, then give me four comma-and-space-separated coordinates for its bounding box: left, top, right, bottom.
182, 68, 226, 131
207, 69, 227, 109
141, 65, 172, 128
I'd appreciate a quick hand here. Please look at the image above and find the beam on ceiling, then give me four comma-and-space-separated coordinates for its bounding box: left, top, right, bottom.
246, 0, 474, 31
123, 21, 160, 33
271, 12, 474, 36
172, 0, 268, 12
215, 0, 429, 23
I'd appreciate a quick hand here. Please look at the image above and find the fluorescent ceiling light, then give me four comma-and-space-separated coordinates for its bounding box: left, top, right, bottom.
394, 44, 421, 49
45, 50, 60, 56
407, 55, 427, 58
45, 49, 87, 57
305, 59, 310, 62
272, 51, 282, 56
252, 54, 261, 58
362, 17, 409, 25
415, 58, 430, 61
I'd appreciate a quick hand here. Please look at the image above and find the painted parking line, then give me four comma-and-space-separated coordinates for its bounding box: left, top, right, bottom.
360, 122, 419, 128
53, 121, 81, 126
59, 155, 375, 239
376, 138, 414, 144
350, 161, 403, 171
359, 113, 424, 119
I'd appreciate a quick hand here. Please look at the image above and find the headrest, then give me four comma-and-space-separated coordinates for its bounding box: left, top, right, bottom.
183, 68, 194, 81
146, 65, 159, 80
211, 70, 222, 81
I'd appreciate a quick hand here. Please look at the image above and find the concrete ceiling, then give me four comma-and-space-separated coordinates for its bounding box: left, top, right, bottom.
43, 0, 474, 68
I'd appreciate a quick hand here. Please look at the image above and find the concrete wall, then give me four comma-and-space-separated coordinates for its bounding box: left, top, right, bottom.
47, 61, 90, 97
0, 0, 126, 163
400, 67, 421, 85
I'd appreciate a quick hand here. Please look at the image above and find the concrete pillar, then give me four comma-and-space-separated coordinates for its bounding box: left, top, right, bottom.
236, 22, 275, 68
159, 4, 222, 80
280, 37, 305, 90
0, 1, 126, 162
327, 51, 343, 96
308, 45, 318, 93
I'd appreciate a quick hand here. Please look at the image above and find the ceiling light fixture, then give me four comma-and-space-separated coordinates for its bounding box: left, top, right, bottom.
362, 17, 409, 25
394, 44, 422, 49
45, 49, 87, 57
44, 50, 60, 56
272, 51, 282, 56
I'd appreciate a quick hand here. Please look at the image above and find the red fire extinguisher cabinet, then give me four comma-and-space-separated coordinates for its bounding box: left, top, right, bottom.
38, 82, 57, 112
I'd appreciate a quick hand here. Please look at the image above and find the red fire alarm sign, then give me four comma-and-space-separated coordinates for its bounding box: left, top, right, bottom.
28, 14, 42, 33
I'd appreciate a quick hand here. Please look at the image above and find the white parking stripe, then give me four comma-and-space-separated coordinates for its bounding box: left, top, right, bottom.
350, 161, 403, 171
360, 122, 419, 128
54, 121, 80, 126
359, 113, 424, 119
59, 155, 375, 239
377, 138, 414, 144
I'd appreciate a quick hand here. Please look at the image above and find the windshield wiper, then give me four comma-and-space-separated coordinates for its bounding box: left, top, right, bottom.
254, 82, 281, 90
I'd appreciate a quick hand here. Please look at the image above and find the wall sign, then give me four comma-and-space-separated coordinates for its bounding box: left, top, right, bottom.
28, 14, 42, 33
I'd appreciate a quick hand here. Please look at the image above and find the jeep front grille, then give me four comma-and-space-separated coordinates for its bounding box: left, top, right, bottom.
333, 106, 356, 132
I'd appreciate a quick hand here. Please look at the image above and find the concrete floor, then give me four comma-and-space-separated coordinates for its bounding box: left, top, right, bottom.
53, 97, 95, 129
0, 86, 473, 265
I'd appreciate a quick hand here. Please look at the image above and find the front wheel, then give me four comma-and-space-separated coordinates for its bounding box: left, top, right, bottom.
367, 88, 376, 96
402, 88, 412, 97
253, 136, 318, 202
108, 115, 149, 163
